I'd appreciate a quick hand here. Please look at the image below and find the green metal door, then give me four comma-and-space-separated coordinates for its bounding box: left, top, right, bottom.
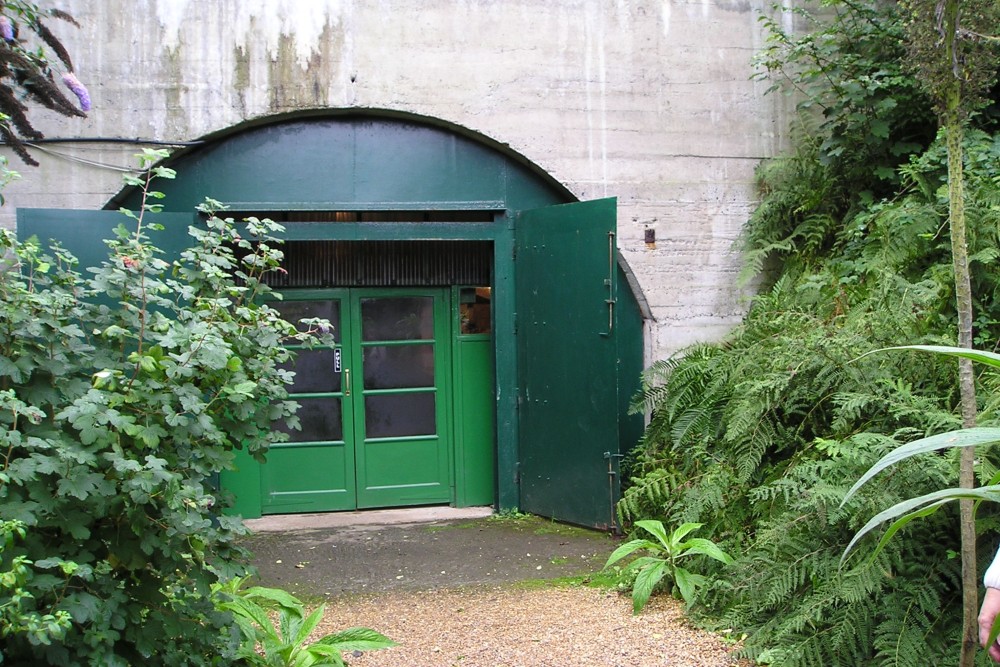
350, 289, 452, 508
264, 288, 452, 512
515, 198, 620, 529
265, 293, 356, 513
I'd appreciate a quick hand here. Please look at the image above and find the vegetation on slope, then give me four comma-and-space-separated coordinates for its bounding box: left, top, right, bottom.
619, 2, 1000, 664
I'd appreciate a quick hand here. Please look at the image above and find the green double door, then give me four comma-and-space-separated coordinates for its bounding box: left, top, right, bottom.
262, 288, 452, 513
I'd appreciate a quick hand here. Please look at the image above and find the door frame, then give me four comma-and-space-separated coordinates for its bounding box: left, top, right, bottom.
258, 287, 457, 513
347, 287, 455, 509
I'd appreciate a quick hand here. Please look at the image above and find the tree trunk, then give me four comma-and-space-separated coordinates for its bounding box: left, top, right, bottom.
941, 2, 979, 664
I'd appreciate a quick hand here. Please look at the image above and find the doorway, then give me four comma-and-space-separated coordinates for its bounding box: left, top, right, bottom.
261, 288, 453, 513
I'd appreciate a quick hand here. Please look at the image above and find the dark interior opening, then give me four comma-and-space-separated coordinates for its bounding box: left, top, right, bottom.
263, 240, 493, 288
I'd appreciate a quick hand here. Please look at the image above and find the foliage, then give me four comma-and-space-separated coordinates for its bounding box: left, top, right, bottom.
0, 518, 71, 647
899, 0, 1000, 119
620, 146, 1000, 664
603, 520, 732, 613
892, 3, 1000, 661
0, 1, 91, 165
619, 2, 1000, 664
0, 150, 331, 665
754, 1, 935, 203
842, 348, 1000, 564
213, 577, 395, 667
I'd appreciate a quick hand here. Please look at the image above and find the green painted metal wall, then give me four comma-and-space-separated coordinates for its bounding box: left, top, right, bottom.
113, 114, 570, 214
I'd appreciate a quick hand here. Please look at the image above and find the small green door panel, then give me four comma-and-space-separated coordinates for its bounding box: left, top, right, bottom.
351, 290, 452, 508
264, 294, 356, 513
515, 198, 620, 529
453, 336, 496, 507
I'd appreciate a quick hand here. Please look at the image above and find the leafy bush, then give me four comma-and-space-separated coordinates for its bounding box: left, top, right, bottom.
618, 3, 1000, 664
0, 151, 331, 665
214, 577, 395, 667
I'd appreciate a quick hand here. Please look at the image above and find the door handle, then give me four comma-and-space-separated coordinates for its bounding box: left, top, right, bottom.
600, 231, 617, 337
344, 368, 350, 397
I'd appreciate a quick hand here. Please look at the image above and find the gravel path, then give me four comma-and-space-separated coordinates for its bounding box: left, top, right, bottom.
316, 584, 749, 667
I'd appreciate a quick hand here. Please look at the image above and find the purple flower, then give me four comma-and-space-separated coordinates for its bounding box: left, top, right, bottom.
62, 72, 91, 112
0, 16, 13, 42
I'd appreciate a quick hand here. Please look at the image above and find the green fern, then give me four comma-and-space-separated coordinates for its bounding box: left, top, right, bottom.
619, 14, 1000, 662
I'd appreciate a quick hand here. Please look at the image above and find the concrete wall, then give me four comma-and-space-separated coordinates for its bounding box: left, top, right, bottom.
2, 0, 794, 362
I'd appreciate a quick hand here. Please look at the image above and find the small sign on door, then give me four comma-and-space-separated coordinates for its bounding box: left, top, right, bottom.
334, 348, 342, 373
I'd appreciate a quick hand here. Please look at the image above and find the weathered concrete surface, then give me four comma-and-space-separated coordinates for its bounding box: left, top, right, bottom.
243, 512, 615, 597
2, 0, 798, 359
245, 506, 495, 533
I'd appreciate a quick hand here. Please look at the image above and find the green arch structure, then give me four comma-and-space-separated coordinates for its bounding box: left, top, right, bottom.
90, 109, 650, 525
110, 110, 573, 214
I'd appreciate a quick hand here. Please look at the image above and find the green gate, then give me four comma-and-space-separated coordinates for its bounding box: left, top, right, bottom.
515, 198, 622, 529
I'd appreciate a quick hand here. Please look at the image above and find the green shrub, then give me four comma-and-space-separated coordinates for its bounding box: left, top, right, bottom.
618, 75, 1000, 667
604, 520, 732, 613
0, 151, 332, 665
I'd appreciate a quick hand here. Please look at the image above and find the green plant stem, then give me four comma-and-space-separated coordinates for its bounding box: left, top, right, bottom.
940, 1, 979, 664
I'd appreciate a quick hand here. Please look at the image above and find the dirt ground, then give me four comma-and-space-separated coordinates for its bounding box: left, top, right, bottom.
242, 513, 750, 666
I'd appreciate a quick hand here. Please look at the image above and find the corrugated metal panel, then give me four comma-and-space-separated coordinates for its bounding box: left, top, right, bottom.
264, 240, 492, 288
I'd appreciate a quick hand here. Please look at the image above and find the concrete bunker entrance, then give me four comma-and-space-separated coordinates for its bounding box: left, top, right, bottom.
86, 110, 647, 527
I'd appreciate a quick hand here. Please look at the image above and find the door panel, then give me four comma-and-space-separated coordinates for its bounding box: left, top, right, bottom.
360, 296, 435, 340
262, 295, 356, 513
362, 344, 435, 388
515, 198, 620, 529
262, 289, 452, 513
353, 290, 452, 508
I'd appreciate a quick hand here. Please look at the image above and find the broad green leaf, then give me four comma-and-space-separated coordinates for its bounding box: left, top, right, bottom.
56, 472, 103, 500
635, 519, 672, 551
631, 559, 668, 614
868, 499, 951, 563
842, 485, 1000, 564
870, 344, 1000, 370
316, 627, 397, 651
674, 567, 706, 607
229, 614, 263, 648
242, 584, 303, 611
221, 597, 279, 643
293, 605, 326, 646
666, 522, 704, 549
280, 607, 301, 646
841, 428, 1000, 505
678, 537, 733, 564
604, 538, 657, 568
623, 555, 667, 574
870, 119, 890, 139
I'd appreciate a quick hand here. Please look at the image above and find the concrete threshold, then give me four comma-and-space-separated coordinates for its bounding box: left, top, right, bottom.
244, 505, 495, 532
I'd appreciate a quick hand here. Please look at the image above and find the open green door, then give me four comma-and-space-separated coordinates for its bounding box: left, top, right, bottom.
515, 198, 620, 529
